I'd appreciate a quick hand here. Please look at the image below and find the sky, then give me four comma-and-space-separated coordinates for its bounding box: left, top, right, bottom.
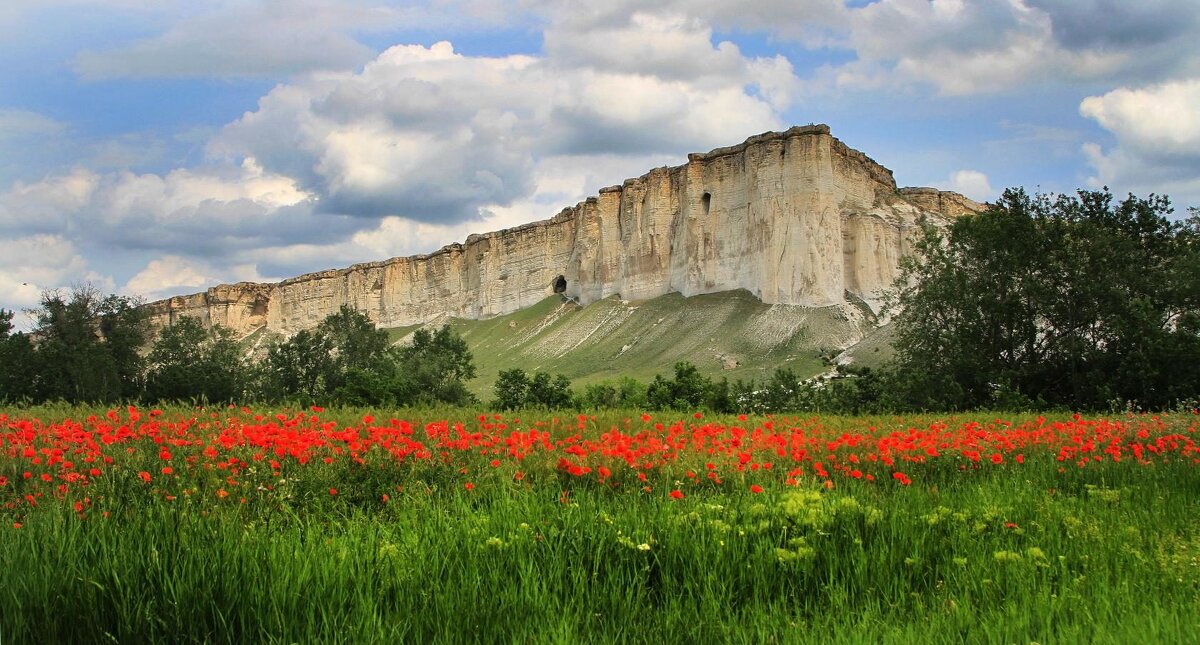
1, 0, 1198, 321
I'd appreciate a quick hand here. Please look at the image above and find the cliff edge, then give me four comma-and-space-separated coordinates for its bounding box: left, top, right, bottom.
143, 125, 984, 335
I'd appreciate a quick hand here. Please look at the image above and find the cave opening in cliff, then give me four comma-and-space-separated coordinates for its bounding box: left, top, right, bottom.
702, 192, 711, 215
552, 275, 567, 294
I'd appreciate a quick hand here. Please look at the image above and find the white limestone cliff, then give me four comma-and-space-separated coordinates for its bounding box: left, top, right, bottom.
143, 125, 984, 335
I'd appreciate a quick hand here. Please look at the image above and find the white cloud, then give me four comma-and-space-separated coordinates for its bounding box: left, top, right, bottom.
212, 38, 788, 223
69, 0, 535, 79
1080, 79, 1200, 205
74, 1, 392, 79
834, 0, 1129, 95
3, 23, 796, 303
544, 12, 746, 81
0, 160, 315, 254
0, 109, 68, 141
939, 170, 995, 202
0, 169, 100, 234
1080, 79, 1200, 157
122, 256, 274, 301
0, 235, 110, 313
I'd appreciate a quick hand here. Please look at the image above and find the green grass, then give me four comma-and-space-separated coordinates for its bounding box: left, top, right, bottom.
2, 405, 1198, 643
238, 289, 886, 399
419, 290, 873, 398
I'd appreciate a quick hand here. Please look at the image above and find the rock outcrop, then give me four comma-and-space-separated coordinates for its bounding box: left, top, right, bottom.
144, 125, 984, 335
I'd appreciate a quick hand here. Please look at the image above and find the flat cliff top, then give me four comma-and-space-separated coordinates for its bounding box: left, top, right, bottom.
144, 125, 958, 309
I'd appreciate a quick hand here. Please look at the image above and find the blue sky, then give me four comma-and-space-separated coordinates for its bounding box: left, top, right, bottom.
1, 0, 1198, 318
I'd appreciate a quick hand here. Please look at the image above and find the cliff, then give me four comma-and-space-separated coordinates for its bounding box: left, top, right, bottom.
143, 125, 984, 335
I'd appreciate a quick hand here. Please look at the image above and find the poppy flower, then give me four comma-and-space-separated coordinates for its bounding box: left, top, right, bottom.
669, 489, 685, 500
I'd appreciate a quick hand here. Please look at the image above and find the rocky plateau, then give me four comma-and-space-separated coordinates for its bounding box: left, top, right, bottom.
144, 125, 984, 336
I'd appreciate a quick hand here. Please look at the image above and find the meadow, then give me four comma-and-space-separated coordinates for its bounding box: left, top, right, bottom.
2, 403, 1198, 643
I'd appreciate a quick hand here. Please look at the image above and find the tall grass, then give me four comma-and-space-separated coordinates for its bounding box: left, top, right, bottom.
2, 404, 1198, 643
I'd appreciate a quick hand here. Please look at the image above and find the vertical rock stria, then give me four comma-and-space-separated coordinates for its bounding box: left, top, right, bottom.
143, 125, 983, 335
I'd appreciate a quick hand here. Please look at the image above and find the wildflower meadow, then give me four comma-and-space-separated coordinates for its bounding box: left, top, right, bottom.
2, 404, 1199, 642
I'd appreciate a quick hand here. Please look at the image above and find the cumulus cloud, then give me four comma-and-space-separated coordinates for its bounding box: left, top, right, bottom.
122, 256, 275, 301
5, 18, 796, 303
212, 37, 788, 223
832, 0, 1130, 95
1080, 79, 1200, 205
544, 12, 747, 81
0, 160, 318, 253
939, 170, 995, 203
0, 235, 110, 314
1080, 80, 1200, 159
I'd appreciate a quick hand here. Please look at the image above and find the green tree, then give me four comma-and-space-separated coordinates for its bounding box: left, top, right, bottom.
28, 286, 149, 403
493, 368, 531, 410
528, 372, 574, 409
579, 377, 648, 409
615, 377, 648, 409
261, 329, 336, 402
646, 362, 713, 410
705, 377, 734, 413
317, 306, 391, 392
395, 325, 477, 406
257, 307, 396, 404
146, 317, 245, 403
581, 381, 618, 409
890, 188, 1200, 410
0, 309, 36, 402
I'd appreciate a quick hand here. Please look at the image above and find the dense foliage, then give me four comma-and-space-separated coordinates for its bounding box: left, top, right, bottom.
889, 188, 1200, 410
492, 368, 574, 410
0, 300, 479, 408
0, 288, 149, 404
145, 317, 245, 403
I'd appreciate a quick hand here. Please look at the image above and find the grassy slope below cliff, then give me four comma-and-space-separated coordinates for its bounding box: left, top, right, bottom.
389, 289, 880, 398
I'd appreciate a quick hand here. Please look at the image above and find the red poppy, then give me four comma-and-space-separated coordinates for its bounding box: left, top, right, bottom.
669, 489, 685, 500
750, 484, 763, 494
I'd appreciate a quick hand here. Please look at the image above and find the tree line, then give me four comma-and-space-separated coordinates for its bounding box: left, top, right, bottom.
0, 288, 884, 412
0, 296, 477, 407
1, 187, 1196, 411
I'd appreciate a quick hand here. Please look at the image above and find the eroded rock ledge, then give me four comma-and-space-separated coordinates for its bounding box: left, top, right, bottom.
144, 125, 983, 335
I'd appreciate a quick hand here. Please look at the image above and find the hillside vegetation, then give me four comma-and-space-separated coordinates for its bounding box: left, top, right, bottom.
390, 290, 878, 398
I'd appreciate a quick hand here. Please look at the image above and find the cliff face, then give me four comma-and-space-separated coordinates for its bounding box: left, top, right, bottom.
144, 125, 984, 335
